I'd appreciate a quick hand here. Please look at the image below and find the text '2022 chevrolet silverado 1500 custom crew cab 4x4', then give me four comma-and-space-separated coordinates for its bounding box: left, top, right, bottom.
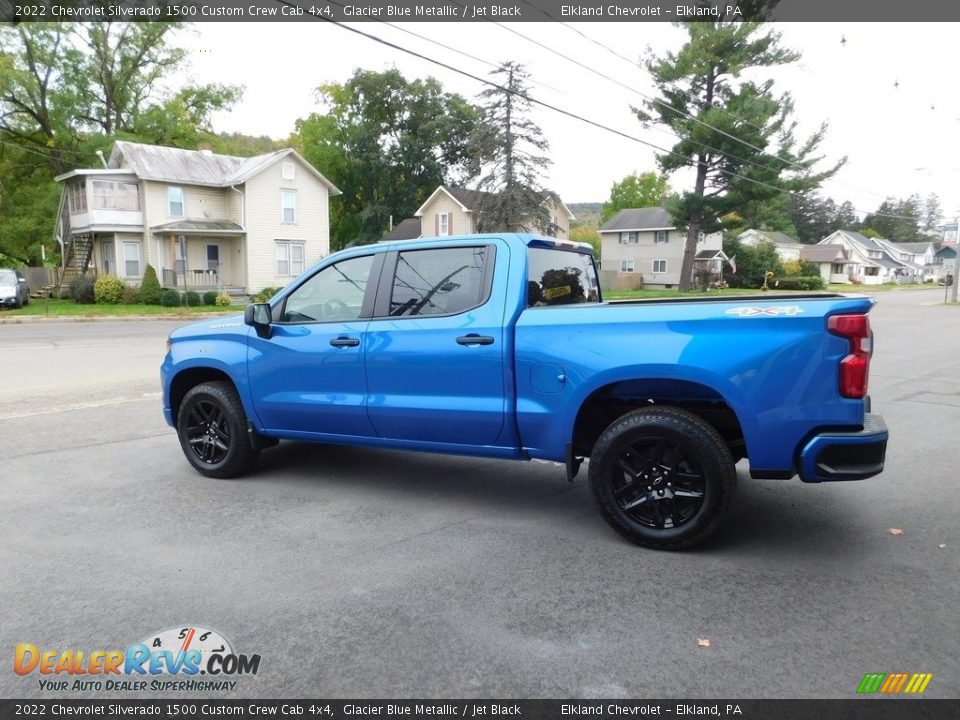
161, 234, 888, 549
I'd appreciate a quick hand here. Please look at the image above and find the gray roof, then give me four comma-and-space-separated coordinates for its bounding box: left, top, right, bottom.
742, 229, 800, 246
894, 241, 933, 253
599, 207, 674, 232
841, 230, 877, 248
380, 218, 421, 241
108, 140, 340, 193
150, 219, 245, 234
801, 245, 848, 263
694, 249, 726, 260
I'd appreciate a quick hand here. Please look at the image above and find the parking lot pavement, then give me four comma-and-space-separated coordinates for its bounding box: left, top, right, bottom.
1, 296, 958, 699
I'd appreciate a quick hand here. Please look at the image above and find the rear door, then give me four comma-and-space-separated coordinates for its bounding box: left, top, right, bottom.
364, 244, 508, 446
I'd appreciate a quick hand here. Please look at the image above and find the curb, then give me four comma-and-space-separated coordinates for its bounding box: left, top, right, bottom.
0, 312, 240, 324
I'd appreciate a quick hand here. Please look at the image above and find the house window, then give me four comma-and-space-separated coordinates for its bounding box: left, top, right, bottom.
436, 212, 453, 236
698, 232, 706, 243
281, 161, 296, 180
68, 183, 88, 213
122, 242, 141, 278
102, 241, 114, 275
168, 186, 184, 217
92, 181, 115, 209
281, 190, 296, 224
276, 241, 305, 277
832, 263, 845, 273
652, 259, 667, 273
116, 182, 140, 211
620, 260, 635, 273
655, 230, 669, 243
619, 232, 638, 244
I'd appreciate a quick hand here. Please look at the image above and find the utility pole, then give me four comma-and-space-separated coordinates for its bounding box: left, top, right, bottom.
951, 215, 959, 303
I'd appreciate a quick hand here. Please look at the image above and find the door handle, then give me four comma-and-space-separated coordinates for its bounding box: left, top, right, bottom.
456, 334, 494, 346
330, 336, 360, 348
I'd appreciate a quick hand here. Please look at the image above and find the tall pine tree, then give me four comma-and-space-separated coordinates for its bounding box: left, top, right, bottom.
638, 15, 842, 290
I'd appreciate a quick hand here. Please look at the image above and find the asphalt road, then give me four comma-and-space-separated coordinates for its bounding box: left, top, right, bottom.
1, 291, 957, 700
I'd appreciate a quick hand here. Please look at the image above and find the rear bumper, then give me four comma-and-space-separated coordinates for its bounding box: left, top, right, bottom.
799, 413, 888, 482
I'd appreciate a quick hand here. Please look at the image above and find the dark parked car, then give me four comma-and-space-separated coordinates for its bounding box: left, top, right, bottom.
0, 268, 29, 309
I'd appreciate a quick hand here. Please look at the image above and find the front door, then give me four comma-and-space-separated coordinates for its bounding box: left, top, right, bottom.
364, 244, 507, 446
246, 253, 377, 438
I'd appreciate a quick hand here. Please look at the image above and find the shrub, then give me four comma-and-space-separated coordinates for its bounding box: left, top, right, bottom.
140, 265, 162, 304
160, 289, 182, 307
253, 286, 281, 303
94, 275, 125, 304
122, 285, 141, 304
184, 290, 201, 306
215, 291, 231, 307
769, 276, 825, 291
68, 276, 96, 304
203, 290, 219, 305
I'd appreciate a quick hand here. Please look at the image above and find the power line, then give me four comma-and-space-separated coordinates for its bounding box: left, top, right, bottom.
269, 3, 926, 223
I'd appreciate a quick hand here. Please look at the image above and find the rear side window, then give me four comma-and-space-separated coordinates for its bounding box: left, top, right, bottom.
389, 246, 490, 317
527, 247, 599, 306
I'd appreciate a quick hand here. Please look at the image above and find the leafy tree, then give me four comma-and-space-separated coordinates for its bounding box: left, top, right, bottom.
861, 195, 923, 240
722, 237, 783, 288
600, 172, 669, 222
0, 22, 241, 265
923, 193, 942, 236
467, 62, 551, 233
294, 69, 480, 248
570, 225, 601, 255
637, 16, 843, 290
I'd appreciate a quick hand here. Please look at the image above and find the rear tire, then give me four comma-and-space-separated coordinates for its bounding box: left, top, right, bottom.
177, 381, 258, 478
589, 406, 736, 549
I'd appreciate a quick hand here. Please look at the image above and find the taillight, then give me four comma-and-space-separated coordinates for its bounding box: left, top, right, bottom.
828, 314, 871, 399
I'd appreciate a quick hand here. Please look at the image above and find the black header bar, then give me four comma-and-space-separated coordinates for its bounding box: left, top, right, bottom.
1, 0, 959, 23
2, 700, 960, 720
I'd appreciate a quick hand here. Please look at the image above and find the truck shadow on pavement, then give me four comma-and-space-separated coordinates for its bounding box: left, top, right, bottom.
240, 441, 864, 555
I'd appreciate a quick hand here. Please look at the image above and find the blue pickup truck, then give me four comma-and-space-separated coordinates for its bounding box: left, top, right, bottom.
161, 234, 887, 548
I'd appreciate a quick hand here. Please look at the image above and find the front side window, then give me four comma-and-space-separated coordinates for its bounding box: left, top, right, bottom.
168, 187, 184, 217
390, 246, 488, 317
280, 254, 373, 323
652, 259, 667, 273
281, 190, 296, 223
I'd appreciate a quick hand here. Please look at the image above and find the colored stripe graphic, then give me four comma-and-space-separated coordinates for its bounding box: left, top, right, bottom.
857, 672, 933, 694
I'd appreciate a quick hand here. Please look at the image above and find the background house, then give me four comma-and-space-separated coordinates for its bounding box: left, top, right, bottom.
382, 185, 575, 242
738, 229, 804, 262
800, 244, 852, 284
817, 230, 909, 285
54, 141, 340, 296
599, 207, 722, 289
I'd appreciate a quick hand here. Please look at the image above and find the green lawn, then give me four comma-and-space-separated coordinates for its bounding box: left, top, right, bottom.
606, 283, 942, 300
1, 299, 246, 318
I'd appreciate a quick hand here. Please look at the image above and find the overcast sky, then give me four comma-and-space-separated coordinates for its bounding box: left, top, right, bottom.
177, 21, 960, 225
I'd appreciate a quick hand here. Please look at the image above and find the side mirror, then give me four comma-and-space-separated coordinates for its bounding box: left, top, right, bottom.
244, 302, 273, 338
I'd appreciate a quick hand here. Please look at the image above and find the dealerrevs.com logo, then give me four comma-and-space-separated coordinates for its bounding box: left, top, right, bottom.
14, 626, 261, 692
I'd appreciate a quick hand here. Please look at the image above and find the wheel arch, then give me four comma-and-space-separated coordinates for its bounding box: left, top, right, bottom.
571, 377, 746, 460
169, 367, 238, 427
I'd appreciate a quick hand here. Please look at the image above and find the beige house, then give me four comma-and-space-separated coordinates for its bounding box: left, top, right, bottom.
53, 141, 340, 296
599, 208, 723, 289
382, 185, 574, 241
738, 229, 804, 261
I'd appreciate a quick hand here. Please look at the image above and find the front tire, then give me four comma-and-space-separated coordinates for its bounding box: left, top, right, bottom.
177, 381, 258, 478
589, 406, 736, 549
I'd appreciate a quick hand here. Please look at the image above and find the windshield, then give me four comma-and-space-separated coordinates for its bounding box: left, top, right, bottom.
0, 270, 17, 285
